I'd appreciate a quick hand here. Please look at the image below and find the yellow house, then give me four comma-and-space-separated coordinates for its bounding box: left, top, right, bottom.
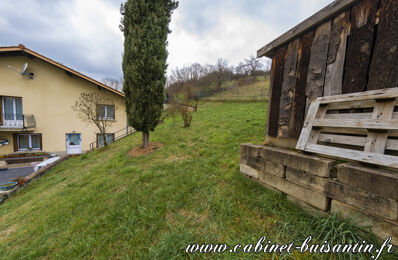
0, 44, 129, 156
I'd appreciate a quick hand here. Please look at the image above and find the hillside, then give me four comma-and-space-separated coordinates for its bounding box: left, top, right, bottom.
201, 77, 269, 102
0, 103, 385, 259
167, 76, 270, 103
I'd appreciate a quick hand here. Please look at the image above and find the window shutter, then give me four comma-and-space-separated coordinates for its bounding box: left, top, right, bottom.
109, 105, 115, 119
39, 134, 43, 150
97, 104, 106, 119
13, 134, 18, 152
0, 97, 2, 126
96, 104, 100, 118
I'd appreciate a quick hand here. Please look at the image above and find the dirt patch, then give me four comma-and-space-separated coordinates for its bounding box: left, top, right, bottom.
164, 155, 191, 162
127, 142, 164, 157
0, 226, 15, 242
179, 209, 208, 223
114, 186, 127, 193
166, 212, 175, 224
165, 209, 208, 225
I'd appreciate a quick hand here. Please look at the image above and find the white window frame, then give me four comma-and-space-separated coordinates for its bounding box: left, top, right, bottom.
98, 105, 115, 120
17, 134, 41, 151
97, 133, 115, 147
2, 96, 23, 122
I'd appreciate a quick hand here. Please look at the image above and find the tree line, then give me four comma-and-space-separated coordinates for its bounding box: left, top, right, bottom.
166, 56, 271, 103
101, 55, 271, 99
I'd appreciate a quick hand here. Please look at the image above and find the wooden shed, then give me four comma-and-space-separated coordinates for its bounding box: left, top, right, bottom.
240, 0, 398, 244
258, 0, 398, 148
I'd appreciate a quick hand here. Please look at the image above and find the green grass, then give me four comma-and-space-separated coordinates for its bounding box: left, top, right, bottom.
201, 77, 269, 102
0, 102, 393, 259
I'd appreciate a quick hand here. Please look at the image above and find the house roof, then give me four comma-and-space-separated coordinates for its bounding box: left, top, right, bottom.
0, 44, 125, 97
257, 0, 359, 58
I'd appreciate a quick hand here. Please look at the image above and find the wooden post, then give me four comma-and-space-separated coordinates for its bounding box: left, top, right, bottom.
342, 0, 380, 94
289, 31, 315, 139
278, 39, 299, 137
364, 99, 396, 153
266, 46, 287, 137
368, 0, 398, 90
305, 21, 332, 115
324, 11, 350, 96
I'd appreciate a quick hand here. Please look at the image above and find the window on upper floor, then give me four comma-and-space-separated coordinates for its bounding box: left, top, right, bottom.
1, 96, 23, 122
97, 104, 115, 120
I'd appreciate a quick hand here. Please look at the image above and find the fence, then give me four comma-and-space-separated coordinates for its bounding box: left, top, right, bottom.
0, 114, 36, 129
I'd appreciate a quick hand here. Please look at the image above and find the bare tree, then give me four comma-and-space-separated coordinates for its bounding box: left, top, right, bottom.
72, 92, 116, 147
188, 62, 206, 81
235, 62, 249, 78
212, 58, 232, 89
170, 66, 189, 100
170, 63, 207, 85
102, 77, 124, 92
244, 55, 264, 76
263, 58, 272, 76
166, 57, 270, 101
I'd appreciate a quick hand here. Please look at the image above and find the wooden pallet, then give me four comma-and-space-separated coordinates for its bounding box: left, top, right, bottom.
296, 88, 398, 169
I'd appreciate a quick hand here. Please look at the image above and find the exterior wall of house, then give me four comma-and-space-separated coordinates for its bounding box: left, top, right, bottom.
0, 133, 13, 154
0, 55, 127, 155
264, 0, 398, 148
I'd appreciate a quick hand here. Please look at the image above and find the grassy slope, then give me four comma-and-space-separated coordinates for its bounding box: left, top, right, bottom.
0, 103, 388, 259
202, 77, 269, 101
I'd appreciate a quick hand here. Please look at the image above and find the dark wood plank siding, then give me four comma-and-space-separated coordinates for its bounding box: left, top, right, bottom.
278, 40, 299, 137
342, 0, 380, 94
327, 13, 346, 65
305, 21, 332, 113
289, 31, 315, 139
368, 0, 398, 90
263, 0, 398, 143
324, 11, 350, 96
267, 46, 287, 137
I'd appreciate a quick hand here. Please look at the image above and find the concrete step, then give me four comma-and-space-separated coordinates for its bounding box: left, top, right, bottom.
0, 160, 8, 171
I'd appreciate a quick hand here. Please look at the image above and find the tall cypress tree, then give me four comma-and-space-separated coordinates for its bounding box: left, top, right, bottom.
121, 0, 178, 148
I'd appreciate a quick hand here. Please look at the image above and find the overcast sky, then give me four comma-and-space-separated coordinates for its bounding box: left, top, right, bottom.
0, 0, 334, 81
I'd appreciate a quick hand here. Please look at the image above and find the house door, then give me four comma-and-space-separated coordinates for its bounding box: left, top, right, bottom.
66, 133, 82, 154
2, 97, 23, 128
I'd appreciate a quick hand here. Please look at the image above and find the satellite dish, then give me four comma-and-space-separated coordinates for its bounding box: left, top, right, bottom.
7, 62, 34, 79
21, 63, 28, 74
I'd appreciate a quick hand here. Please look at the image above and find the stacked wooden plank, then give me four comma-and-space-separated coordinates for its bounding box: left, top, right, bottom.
240, 144, 334, 213
240, 143, 398, 245
296, 88, 398, 170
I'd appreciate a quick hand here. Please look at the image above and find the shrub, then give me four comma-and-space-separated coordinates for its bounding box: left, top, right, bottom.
171, 85, 195, 128
179, 106, 193, 128
12, 176, 27, 187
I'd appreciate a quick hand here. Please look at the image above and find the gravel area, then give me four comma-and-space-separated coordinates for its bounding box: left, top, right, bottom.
0, 167, 34, 185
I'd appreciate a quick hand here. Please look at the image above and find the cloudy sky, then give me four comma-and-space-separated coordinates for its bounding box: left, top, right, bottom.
0, 0, 333, 81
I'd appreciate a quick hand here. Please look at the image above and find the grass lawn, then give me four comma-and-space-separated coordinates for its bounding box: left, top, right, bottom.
0, 102, 391, 259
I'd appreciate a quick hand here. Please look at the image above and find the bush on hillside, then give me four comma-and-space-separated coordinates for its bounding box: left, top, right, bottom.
180, 106, 193, 128
169, 85, 195, 128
